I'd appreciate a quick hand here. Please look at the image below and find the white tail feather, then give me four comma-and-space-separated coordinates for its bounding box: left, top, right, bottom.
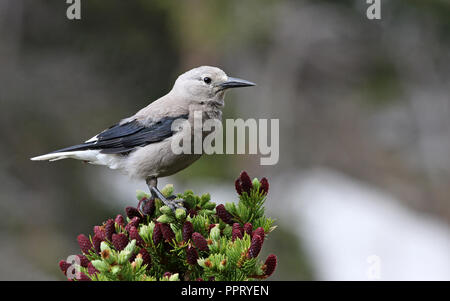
30, 150, 100, 163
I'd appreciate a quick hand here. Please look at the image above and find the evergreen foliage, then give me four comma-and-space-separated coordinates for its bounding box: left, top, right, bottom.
59, 171, 277, 281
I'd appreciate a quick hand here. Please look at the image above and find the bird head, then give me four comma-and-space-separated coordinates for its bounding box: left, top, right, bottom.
172, 66, 255, 107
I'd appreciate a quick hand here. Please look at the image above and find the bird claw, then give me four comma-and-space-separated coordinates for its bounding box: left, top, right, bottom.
165, 197, 185, 211
166, 195, 177, 201
168, 197, 186, 211
150, 187, 185, 212
165, 198, 186, 212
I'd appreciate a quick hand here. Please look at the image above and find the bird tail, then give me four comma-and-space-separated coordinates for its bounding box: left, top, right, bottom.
30, 150, 100, 162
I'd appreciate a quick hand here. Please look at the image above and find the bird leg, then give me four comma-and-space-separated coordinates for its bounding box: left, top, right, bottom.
146, 177, 185, 212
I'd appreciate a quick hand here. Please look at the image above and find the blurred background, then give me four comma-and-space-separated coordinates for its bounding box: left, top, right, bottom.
0, 0, 449, 280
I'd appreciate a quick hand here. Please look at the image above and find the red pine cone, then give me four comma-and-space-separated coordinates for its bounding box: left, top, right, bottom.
59, 260, 71, 275
239, 171, 253, 194
188, 208, 198, 217
104, 219, 115, 241
111, 233, 129, 251
232, 228, 243, 241
234, 223, 244, 235
216, 204, 233, 225
235, 179, 243, 195
186, 245, 199, 265
153, 223, 163, 245
115, 214, 125, 227
138, 248, 152, 268
232, 223, 243, 241
182, 221, 194, 242
126, 206, 142, 219
252, 227, 265, 241
260, 177, 269, 195
77, 234, 93, 254
192, 232, 209, 252
160, 223, 175, 242
129, 226, 145, 247
142, 198, 155, 216
87, 262, 98, 275
92, 234, 102, 253
263, 254, 277, 277
78, 273, 91, 281
247, 235, 263, 258
77, 254, 89, 268
243, 223, 253, 236
93, 226, 106, 241
125, 216, 141, 233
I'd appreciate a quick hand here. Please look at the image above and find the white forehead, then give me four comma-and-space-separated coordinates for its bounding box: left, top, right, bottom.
178, 66, 227, 81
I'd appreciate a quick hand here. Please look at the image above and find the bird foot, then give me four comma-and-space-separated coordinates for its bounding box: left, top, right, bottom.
150, 187, 185, 212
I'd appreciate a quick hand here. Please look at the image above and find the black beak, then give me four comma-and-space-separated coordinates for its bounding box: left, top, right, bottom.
218, 77, 256, 91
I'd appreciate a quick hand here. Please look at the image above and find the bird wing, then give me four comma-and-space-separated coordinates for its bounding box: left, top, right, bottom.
50, 114, 189, 155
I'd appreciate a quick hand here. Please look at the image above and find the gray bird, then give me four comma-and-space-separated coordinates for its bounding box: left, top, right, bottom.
31, 66, 255, 210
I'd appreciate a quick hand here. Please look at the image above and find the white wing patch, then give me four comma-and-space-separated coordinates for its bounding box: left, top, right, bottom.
85, 135, 98, 143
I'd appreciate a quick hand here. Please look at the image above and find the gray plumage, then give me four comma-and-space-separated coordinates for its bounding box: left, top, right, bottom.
31, 66, 255, 182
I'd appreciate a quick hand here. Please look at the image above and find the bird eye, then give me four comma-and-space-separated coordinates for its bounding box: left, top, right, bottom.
203, 77, 212, 84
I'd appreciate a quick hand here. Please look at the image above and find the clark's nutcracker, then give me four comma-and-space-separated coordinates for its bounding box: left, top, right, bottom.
31, 66, 255, 210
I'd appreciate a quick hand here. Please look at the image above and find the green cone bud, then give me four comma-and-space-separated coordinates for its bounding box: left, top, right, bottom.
111, 265, 121, 275
203, 202, 216, 210
134, 256, 143, 270
210, 225, 220, 241
99, 241, 117, 264
161, 184, 174, 197
157, 214, 173, 224
118, 250, 132, 264
160, 205, 173, 215
200, 193, 210, 206
100, 241, 111, 253
124, 239, 136, 254
91, 260, 109, 273
175, 208, 186, 220
139, 225, 151, 243
252, 178, 260, 192
183, 193, 196, 209
169, 273, 179, 281
136, 190, 150, 201
147, 221, 156, 241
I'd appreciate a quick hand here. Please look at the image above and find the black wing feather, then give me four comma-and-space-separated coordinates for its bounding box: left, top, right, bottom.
51, 114, 188, 155
97, 121, 144, 140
